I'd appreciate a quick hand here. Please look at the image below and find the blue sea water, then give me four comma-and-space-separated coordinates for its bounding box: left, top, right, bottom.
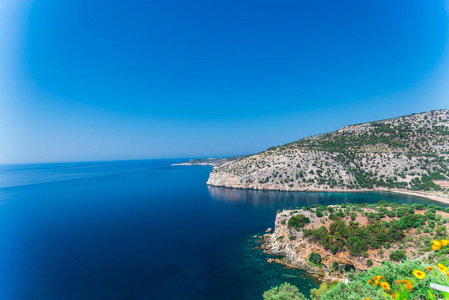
0, 159, 445, 300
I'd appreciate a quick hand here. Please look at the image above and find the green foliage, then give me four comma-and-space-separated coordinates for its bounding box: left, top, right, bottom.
389, 250, 407, 261
304, 217, 405, 255
263, 282, 308, 300
308, 253, 322, 266
435, 225, 447, 238
320, 260, 449, 300
410, 173, 443, 191
310, 283, 333, 300
288, 214, 310, 230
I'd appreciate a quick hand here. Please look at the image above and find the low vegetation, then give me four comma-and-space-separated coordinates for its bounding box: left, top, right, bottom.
263, 282, 308, 300
265, 258, 449, 300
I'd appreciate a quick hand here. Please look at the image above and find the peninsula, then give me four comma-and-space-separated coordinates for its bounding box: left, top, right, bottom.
172, 156, 246, 168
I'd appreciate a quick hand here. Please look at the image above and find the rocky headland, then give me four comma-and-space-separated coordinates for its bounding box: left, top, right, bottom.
262, 203, 449, 282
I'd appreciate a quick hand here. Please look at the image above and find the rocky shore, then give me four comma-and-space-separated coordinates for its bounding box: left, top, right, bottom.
261, 208, 351, 282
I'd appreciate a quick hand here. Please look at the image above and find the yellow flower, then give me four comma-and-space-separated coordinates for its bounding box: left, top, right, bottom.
405, 283, 413, 290
432, 244, 441, 251
381, 282, 391, 290
367, 279, 372, 284
413, 269, 426, 279
426, 266, 434, 271
438, 263, 448, 273
375, 280, 380, 286
364, 298, 371, 300
433, 240, 442, 246
441, 239, 449, 246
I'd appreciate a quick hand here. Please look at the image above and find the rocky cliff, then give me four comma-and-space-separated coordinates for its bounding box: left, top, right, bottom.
262, 207, 368, 282
262, 204, 449, 281
207, 110, 449, 192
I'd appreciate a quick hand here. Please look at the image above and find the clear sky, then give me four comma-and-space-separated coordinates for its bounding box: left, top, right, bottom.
1, 0, 449, 164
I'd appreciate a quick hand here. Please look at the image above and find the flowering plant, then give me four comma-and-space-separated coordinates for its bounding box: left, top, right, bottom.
363, 239, 449, 299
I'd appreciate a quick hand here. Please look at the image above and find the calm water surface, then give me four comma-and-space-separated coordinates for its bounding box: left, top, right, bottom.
0, 159, 445, 299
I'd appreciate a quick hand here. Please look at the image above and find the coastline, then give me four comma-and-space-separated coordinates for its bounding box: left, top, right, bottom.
390, 189, 449, 205
206, 181, 449, 206
172, 162, 221, 169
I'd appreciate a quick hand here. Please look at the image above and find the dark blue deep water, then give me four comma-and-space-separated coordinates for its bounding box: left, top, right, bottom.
0, 159, 445, 300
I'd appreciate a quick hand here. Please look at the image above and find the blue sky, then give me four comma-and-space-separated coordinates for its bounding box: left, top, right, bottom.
1, 0, 449, 163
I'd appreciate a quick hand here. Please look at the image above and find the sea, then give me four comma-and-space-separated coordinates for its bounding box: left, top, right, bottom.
0, 159, 444, 300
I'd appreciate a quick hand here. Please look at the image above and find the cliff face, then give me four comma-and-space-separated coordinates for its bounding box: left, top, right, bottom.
207, 110, 449, 192
262, 205, 449, 281
262, 208, 366, 282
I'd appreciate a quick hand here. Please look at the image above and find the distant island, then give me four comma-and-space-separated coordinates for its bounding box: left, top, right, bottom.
173, 156, 246, 168
207, 109, 449, 203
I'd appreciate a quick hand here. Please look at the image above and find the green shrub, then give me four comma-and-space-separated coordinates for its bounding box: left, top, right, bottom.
310, 283, 333, 300
389, 250, 406, 261
263, 282, 308, 300
288, 214, 310, 229
308, 253, 322, 266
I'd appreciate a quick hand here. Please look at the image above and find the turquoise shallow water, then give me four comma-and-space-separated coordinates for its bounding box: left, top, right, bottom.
0, 159, 445, 299
200, 232, 319, 299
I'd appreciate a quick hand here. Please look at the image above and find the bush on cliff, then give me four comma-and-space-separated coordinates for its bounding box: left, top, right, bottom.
308, 253, 322, 266
288, 214, 310, 229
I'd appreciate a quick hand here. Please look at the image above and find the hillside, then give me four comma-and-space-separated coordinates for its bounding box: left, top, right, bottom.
207, 110, 449, 194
